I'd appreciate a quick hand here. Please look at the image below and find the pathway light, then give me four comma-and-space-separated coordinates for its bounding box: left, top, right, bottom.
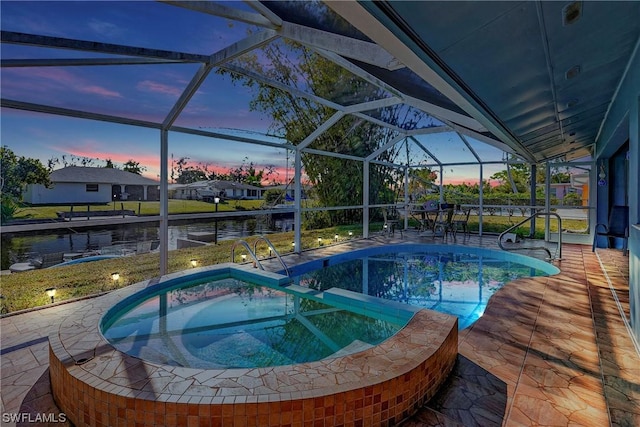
46, 287, 56, 303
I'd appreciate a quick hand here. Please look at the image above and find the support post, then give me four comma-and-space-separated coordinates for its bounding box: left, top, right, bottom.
479, 164, 483, 236
363, 160, 370, 238
294, 148, 302, 252
404, 167, 409, 230
530, 164, 537, 237
159, 129, 169, 276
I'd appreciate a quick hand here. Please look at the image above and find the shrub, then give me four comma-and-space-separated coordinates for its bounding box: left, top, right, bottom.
1, 195, 20, 223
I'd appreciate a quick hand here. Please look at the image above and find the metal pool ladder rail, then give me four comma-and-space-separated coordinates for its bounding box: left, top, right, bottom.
231, 236, 290, 276
498, 211, 562, 261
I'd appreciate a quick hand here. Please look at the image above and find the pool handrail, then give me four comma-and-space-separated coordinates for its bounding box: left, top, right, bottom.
253, 235, 290, 277
230, 239, 264, 270
498, 211, 562, 260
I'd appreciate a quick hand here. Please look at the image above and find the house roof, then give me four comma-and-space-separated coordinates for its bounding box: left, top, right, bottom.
169, 180, 262, 191
266, 183, 311, 191
213, 180, 262, 191
50, 166, 159, 186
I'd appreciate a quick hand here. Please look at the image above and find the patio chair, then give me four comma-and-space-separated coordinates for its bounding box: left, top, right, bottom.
433, 204, 455, 238
452, 204, 471, 236
592, 205, 629, 255
383, 207, 403, 237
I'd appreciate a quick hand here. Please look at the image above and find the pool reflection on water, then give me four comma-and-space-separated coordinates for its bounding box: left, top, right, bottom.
102, 277, 402, 369
288, 248, 554, 330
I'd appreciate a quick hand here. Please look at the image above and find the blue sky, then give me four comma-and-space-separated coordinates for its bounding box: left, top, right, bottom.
1, 1, 506, 185
1, 1, 292, 181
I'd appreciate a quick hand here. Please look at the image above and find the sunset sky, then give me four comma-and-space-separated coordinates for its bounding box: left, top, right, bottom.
1, 1, 507, 186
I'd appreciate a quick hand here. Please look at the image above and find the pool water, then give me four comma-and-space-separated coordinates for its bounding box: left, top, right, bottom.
102, 277, 401, 369
288, 246, 557, 330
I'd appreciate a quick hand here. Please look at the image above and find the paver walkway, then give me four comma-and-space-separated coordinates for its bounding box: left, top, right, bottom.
1, 233, 638, 426
404, 241, 639, 426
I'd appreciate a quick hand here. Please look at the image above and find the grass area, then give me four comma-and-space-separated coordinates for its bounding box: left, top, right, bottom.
1, 206, 588, 314
13, 199, 265, 220
0, 225, 361, 314
405, 214, 588, 236
466, 214, 587, 235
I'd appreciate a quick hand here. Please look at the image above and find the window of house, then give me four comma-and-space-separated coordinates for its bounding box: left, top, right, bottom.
86, 184, 99, 192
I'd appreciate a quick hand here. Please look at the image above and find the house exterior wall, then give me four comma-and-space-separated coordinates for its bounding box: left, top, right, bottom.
596, 43, 639, 346
169, 182, 263, 201
23, 182, 112, 204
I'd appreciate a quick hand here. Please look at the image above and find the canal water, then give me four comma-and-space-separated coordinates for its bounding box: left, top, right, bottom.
1, 217, 294, 270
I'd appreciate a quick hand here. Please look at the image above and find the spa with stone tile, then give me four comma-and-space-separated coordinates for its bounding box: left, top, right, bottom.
47, 262, 458, 427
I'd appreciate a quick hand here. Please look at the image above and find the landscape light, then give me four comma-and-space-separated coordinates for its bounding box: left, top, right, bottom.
334, 234, 339, 242
190, 259, 198, 267
241, 254, 247, 261
46, 287, 56, 303
348, 231, 353, 237
111, 272, 120, 282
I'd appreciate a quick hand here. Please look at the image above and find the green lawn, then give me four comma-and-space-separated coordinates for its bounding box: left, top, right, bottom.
14, 201, 588, 236
0, 226, 362, 314
1, 205, 588, 314
465, 214, 588, 235
404, 213, 587, 236
13, 199, 265, 219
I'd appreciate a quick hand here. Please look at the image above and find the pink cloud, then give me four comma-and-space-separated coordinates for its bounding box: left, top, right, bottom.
48, 141, 161, 175
164, 157, 298, 185
137, 80, 182, 97
3, 67, 122, 99
46, 143, 302, 185
79, 85, 122, 98
444, 178, 480, 186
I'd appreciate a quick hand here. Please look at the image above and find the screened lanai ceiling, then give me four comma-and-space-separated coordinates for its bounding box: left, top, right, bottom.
2, 1, 638, 167
0, 0, 522, 170
328, 0, 640, 163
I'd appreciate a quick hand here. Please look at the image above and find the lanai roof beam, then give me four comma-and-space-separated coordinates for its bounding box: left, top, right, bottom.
163, 30, 278, 128
298, 112, 345, 150
366, 134, 406, 162
0, 30, 209, 63
2, 58, 182, 67
161, 1, 279, 29
1, 99, 161, 129
219, 63, 344, 111
244, 1, 284, 27
279, 22, 403, 71
409, 136, 442, 167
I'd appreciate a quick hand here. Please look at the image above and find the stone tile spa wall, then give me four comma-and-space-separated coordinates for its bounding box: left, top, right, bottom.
49, 313, 456, 426
48, 269, 458, 426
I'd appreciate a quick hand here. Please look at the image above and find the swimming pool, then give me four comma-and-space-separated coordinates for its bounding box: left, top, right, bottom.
286, 244, 559, 330
101, 270, 404, 369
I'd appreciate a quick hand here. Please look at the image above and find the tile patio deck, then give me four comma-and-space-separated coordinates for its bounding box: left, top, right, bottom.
1, 232, 638, 426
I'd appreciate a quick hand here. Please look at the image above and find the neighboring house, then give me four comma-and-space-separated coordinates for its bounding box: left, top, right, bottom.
264, 183, 309, 202
550, 183, 578, 201
549, 173, 589, 206
169, 180, 263, 201
23, 166, 160, 205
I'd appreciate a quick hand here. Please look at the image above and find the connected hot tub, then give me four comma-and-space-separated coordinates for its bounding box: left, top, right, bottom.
49, 262, 458, 426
